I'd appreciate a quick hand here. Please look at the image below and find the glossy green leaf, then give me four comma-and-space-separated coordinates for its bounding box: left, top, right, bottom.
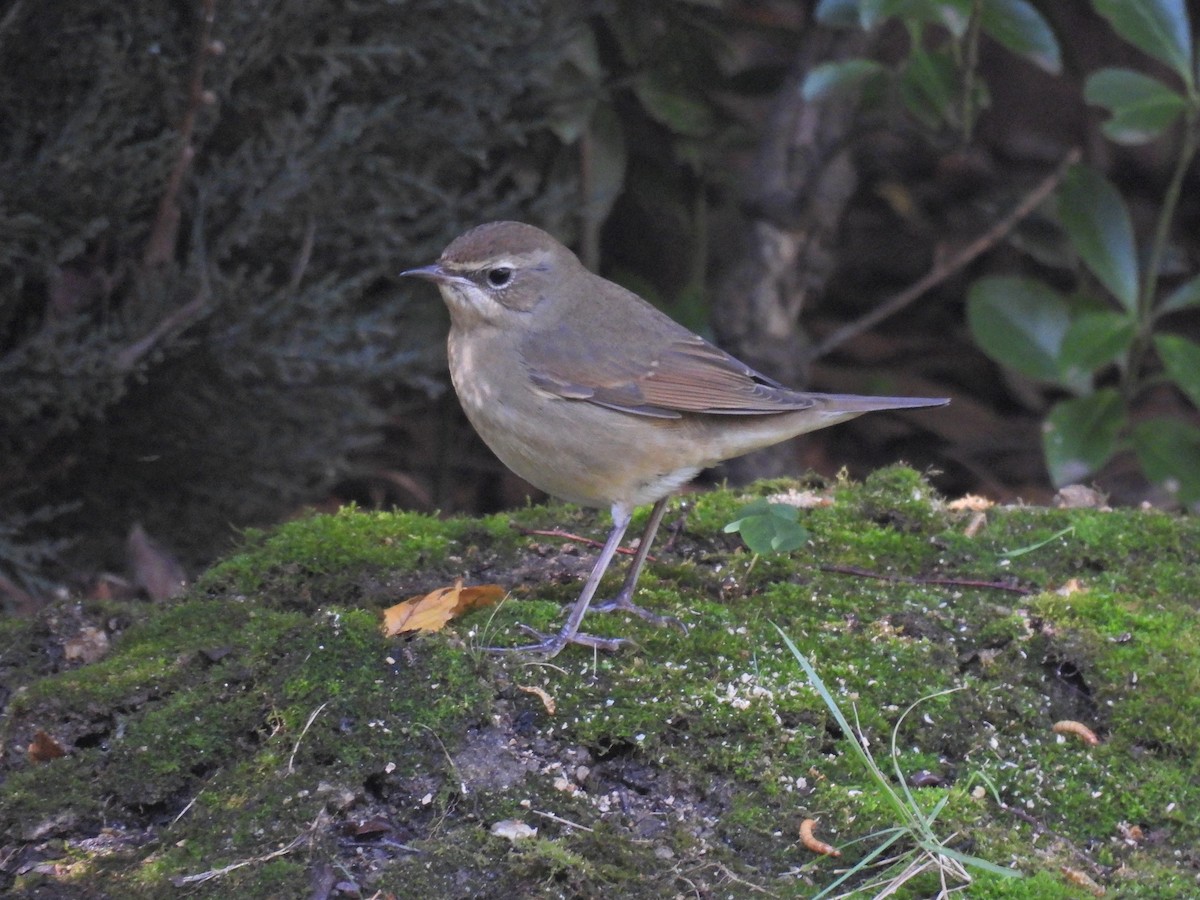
1059, 310, 1136, 382
1092, 0, 1194, 88
1043, 390, 1125, 486
979, 0, 1062, 74
900, 47, 960, 126
1058, 164, 1140, 314
1130, 419, 1200, 504
803, 59, 887, 101
1085, 68, 1187, 145
1154, 333, 1200, 409
723, 499, 809, 555
1158, 274, 1200, 315
966, 277, 1072, 383
927, 0, 971, 38
633, 74, 713, 138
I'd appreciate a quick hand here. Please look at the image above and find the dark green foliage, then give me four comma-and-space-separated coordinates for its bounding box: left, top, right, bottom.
817, 0, 1200, 508
0, 0, 590, 588
809, 0, 1061, 140
968, 2, 1200, 505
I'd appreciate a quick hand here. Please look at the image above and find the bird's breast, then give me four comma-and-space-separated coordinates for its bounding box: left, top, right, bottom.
447, 331, 704, 508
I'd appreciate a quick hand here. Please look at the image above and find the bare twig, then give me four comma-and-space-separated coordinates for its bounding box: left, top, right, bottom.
144, 0, 219, 267
413, 723, 463, 793
114, 283, 210, 372
998, 802, 1105, 872
529, 809, 594, 832
171, 809, 330, 886
510, 525, 651, 560
705, 861, 777, 896
171, 790, 202, 826
819, 564, 1033, 595
286, 216, 317, 294
287, 701, 329, 774
809, 148, 1082, 361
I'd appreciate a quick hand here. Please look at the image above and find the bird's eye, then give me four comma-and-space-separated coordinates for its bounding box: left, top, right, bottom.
486, 267, 513, 288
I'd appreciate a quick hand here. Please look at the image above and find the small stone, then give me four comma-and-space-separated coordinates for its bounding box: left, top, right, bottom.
490, 819, 537, 842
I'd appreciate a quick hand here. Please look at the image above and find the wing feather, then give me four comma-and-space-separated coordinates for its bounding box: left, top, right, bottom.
517, 277, 946, 418
525, 328, 816, 417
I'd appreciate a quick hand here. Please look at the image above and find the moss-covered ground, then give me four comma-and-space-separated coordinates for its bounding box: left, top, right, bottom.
1, 466, 1197, 897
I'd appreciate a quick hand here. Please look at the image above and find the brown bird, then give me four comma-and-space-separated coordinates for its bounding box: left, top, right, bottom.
403, 222, 948, 656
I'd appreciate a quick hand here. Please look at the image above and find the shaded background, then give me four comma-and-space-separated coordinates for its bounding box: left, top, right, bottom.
2, 0, 1197, 604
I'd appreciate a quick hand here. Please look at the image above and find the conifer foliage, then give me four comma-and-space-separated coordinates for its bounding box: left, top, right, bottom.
0, 0, 586, 596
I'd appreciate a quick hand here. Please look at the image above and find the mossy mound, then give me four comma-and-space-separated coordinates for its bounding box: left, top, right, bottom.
2, 467, 1197, 897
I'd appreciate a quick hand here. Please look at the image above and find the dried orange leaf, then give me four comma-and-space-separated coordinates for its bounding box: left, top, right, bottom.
453, 583, 506, 612
1061, 866, 1105, 896
1055, 578, 1087, 597
28, 730, 67, 763
518, 684, 556, 715
381, 579, 504, 637
962, 510, 987, 538
947, 494, 994, 511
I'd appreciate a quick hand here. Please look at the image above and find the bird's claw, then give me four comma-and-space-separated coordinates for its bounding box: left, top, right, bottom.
485, 624, 632, 658
591, 596, 689, 635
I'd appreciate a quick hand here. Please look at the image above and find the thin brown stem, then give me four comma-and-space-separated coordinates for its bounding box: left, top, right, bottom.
1125, 110, 1200, 402
144, 0, 218, 268
510, 525, 651, 560
958, 0, 984, 144
819, 564, 1033, 595
286, 216, 317, 293
810, 148, 1081, 362
115, 284, 210, 372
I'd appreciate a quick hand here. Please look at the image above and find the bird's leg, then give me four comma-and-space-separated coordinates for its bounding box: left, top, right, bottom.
489, 505, 634, 658
592, 497, 687, 634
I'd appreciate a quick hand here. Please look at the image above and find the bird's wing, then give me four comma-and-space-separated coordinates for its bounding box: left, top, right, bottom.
524, 326, 818, 419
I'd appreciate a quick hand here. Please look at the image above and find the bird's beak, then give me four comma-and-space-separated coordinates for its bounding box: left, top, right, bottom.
400, 264, 449, 282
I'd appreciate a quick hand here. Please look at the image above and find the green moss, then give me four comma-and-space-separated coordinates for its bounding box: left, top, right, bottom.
852, 464, 946, 532
4, 469, 1199, 897
200, 505, 519, 595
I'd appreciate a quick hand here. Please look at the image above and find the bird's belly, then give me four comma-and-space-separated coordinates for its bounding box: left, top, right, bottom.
450, 361, 698, 508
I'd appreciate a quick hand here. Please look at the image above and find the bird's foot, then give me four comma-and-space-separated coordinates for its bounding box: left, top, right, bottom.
485, 624, 632, 659
592, 594, 689, 634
